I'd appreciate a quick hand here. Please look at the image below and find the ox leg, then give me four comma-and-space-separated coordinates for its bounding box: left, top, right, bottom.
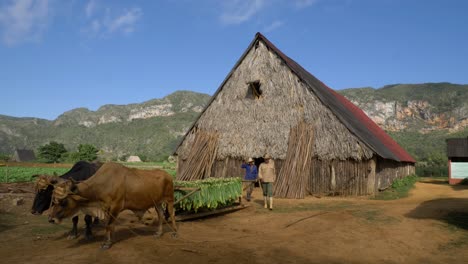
68, 216, 79, 239
154, 205, 164, 238
167, 202, 178, 238
84, 215, 94, 240
101, 210, 120, 250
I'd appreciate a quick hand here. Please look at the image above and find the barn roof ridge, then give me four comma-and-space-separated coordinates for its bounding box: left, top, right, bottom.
174, 32, 415, 163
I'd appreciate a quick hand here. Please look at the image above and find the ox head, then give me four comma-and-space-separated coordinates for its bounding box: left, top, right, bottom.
48, 180, 88, 224
31, 174, 61, 215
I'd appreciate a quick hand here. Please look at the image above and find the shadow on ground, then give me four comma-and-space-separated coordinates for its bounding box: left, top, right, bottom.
418, 178, 468, 192
405, 198, 468, 230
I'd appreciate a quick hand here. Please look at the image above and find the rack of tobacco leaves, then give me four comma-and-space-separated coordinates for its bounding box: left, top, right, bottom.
173, 177, 247, 221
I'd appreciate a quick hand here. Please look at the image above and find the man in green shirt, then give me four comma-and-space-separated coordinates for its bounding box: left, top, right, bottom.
258, 154, 276, 210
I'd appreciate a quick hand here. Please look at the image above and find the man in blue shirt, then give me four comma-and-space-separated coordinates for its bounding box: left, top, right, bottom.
241, 158, 258, 201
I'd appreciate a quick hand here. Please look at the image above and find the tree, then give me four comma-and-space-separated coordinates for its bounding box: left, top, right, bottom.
37, 141, 67, 163
77, 144, 99, 162
0, 153, 10, 162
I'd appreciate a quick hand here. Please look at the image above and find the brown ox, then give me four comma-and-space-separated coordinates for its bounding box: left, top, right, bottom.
49, 162, 177, 249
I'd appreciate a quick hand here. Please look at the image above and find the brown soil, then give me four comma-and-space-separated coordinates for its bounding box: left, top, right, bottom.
1, 180, 468, 264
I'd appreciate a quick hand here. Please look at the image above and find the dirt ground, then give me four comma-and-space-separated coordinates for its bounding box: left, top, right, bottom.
2, 179, 468, 264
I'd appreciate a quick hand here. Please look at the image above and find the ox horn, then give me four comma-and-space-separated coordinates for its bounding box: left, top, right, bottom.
53, 185, 70, 200
35, 176, 50, 191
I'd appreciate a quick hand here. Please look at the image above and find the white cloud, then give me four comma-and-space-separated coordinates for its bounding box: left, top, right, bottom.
218, 0, 319, 26
83, 4, 142, 37
263, 20, 284, 33
106, 8, 142, 34
295, 0, 318, 8
85, 0, 97, 18
0, 0, 50, 45
220, 0, 266, 25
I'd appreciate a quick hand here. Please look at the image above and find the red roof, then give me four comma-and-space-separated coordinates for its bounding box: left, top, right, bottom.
257, 32, 416, 163
327, 87, 416, 163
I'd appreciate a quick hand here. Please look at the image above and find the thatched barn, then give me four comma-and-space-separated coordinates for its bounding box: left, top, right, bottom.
174, 33, 415, 198
126, 155, 142, 162
12, 149, 36, 162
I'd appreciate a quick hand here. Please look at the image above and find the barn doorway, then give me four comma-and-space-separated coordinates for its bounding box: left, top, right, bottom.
254, 157, 264, 168
253, 157, 264, 187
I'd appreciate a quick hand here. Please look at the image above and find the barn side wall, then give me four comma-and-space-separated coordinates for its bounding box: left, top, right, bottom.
178, 155, 415, 196
306, 158, 372, 196
375, 158, 415, 191
207, 157, 372, 196
208, 158, 284, 179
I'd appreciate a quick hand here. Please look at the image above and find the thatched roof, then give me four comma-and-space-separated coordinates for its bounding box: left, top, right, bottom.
126, 155, 142, 162
175, 33, 415, 163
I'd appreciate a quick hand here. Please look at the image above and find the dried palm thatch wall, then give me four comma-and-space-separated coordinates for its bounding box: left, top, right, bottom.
175, 39, 414, 196
274, 121, 314, 198
376, 158, 416, 190
176, 41, 373, 162
176, 130, 218, 181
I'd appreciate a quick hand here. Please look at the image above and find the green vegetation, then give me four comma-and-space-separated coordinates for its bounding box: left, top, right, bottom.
0, 166, 71, 183
0, 86, 467, 165
0, 162, 179, 183
63, 144, 99, 163
174, 177, 242, 212
37, 141, 99, 163
0, 153, 10, 162
389, 128, 468, 177
373, 175, 420, 200
37, 141, 67, 163
0, 91, 210, 162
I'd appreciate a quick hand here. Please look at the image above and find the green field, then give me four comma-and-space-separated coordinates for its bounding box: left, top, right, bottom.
0, 167, 71, 183
0, 162, 177, 183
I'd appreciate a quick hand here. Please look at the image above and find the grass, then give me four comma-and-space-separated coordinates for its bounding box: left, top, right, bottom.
0, 166, 71, 183
0, 162, 177, 183
373, 175, 420, 200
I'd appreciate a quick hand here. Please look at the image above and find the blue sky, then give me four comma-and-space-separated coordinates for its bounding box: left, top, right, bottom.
1, 0, 467, 120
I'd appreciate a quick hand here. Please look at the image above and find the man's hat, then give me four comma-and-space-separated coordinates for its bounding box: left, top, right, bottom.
264, 154, 272, 159
247, 158, 254, 163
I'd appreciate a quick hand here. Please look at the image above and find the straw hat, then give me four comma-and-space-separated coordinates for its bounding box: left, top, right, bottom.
247, 158, 254, 163
264, 154, 272, 159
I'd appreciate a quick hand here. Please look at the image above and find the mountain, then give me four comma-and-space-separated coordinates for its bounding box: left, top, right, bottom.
0, 91, 211, 161
339, 83, 468, 133
338, 83, 468, 168
0, 84, 467, 164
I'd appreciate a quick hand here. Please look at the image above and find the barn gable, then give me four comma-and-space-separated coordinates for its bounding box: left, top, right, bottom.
176, 36, 373, 161
174, 33, 415, 196
12, 149, 36, 162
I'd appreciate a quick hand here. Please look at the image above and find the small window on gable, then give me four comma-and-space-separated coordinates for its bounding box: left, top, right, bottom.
246, 81, 262, 100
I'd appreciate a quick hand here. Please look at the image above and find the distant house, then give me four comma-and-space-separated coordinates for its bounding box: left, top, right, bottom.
126, 156, 142, 162
12, 149, 36, 162
447, 138, 468, 184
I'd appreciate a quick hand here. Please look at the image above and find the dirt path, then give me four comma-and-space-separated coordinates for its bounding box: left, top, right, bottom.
1, 180, 468, 264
